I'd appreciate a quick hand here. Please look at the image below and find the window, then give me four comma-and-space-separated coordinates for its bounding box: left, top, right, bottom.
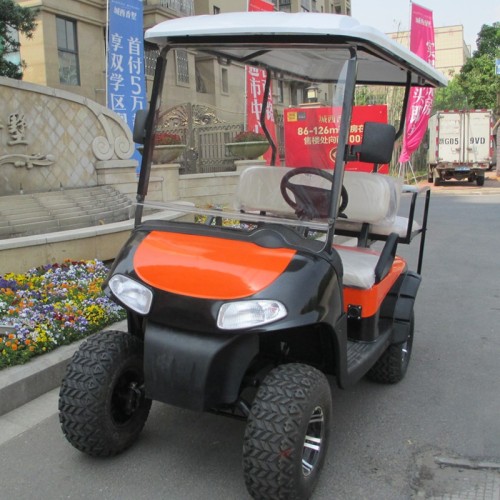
221, 67, 229, 94
145, 42, 160, 77
175, 49, 189, 85
277, 79, 284, 103
275, 0, 291, 12
56, 17, 80, 86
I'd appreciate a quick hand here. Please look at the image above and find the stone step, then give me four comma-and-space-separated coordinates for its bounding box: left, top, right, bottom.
0, 186, 134, 239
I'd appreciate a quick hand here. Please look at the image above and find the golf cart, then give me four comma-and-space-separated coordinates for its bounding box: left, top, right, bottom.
59, 12, 446, 500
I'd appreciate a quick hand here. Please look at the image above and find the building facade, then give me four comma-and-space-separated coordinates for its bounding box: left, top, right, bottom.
14, 0, 352, 104
193, 0, 350, 15
15, 0, 191, 106
387, 25, 470, 79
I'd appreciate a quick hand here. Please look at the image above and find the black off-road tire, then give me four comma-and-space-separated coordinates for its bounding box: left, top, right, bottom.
59, 330, 151, 457
366, 312, 414, 384
476, 175, 485, 186
243, 363, 332, 500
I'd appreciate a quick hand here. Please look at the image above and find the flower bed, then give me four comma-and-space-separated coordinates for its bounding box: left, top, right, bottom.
0, 260, 125, 370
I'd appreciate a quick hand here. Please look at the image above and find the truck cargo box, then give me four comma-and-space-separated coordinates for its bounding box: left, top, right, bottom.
427, 110, 495, 186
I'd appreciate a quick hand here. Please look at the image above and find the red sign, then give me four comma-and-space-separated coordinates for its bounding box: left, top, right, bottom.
246, 0, 278, 164
284, 105, 389, 173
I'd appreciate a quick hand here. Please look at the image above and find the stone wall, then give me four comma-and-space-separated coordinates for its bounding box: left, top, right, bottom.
0, 77, 136, 196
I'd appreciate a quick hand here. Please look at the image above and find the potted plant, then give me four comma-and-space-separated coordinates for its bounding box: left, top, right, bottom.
226, 130, 270, 160
151, 132, 185, 164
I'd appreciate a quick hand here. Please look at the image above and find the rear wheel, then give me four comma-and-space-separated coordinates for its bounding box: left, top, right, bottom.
243, 363, 331, 500
367, 312, 414, 384
59, 330, 151, 457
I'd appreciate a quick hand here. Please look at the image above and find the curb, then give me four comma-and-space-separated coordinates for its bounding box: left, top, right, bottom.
0, 319, 127, 416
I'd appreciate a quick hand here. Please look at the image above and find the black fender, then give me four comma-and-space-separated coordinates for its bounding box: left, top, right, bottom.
385, 271, 421, 344
143, 321, 258, 411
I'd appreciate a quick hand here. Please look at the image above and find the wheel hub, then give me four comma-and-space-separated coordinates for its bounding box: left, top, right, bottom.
301, 406, 324, 477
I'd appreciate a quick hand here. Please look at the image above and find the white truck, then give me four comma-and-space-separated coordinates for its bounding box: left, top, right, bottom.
427, 109, 496, 186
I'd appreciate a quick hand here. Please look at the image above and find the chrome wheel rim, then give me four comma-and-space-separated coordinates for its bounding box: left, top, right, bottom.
301, 406, 324, 477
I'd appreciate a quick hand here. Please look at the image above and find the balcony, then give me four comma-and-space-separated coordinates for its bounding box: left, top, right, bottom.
144, 0, 194, 16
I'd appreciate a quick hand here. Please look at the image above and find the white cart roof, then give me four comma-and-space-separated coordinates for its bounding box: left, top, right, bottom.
145, 12, 447, 87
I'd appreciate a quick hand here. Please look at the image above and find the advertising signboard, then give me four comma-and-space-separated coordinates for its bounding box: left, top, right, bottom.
107, 0, 146, 163
284, 105, 388, 172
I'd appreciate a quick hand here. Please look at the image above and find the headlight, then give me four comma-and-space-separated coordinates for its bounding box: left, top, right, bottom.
108, 274, 153, 315
217, 300, 287, 330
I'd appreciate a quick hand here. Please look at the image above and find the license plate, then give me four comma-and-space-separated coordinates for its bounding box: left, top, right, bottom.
455, 167, 470, 172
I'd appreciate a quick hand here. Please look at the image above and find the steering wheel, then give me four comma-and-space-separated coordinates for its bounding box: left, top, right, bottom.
279, 167, 348, 219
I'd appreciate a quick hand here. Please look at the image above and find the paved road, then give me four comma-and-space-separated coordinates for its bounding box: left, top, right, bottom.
1, 189, 500, 499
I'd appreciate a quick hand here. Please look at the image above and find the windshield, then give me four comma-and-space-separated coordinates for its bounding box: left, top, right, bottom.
139, 44, 358, 242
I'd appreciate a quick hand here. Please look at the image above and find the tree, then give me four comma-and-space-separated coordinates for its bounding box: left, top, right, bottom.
432, 74, 468, 112
474, 22, 500, 59
458, 22, 500, 111
0, 0, 38, 79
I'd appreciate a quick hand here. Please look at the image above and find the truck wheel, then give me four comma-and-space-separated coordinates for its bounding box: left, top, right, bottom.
243, 363, 331, 500
59, 330, 151, 457
367, 312, 414, 384
476, 176, 485, 186
433, 177, 441, 186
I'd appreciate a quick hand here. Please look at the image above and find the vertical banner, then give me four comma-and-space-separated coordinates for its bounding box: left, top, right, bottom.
246, 0, 278, 164
107, 0, 146, 161
399, 2, 435, 162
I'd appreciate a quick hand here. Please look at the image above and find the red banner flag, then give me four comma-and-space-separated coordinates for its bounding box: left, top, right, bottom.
399, 3, 435, 163
246, 0, 278, 164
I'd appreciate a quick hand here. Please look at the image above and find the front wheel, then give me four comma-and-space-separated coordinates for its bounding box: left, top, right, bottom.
476, 175, 485, 186
59, 330, 151, 457
366, 312, 414, 384
243, 363, 332, 500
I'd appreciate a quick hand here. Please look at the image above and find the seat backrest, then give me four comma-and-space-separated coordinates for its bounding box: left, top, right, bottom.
342, 171, 401, 225
235, 166, 401, 224
235, 166, 299, 216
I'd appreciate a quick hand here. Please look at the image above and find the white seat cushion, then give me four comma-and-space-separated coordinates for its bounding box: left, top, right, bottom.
336, 215, 421, 238
342, 171, 401, 224
235, 166, 297, 216
335, 245, 380, 289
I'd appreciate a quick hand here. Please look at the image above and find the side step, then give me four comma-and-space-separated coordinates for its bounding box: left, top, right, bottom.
345, 329, 391, 383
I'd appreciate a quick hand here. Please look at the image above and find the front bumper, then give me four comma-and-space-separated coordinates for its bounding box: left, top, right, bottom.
144, 321, 258, 411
